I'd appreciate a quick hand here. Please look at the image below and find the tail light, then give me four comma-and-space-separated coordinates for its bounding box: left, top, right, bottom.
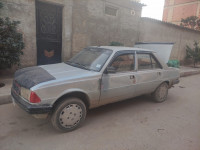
30, 91, 41, 103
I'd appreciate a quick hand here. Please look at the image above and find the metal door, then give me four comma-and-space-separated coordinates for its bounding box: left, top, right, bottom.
134, 53, 163, 96
134, 70, 162, 96
36, 1, 62, 65
100, 72, 137, 104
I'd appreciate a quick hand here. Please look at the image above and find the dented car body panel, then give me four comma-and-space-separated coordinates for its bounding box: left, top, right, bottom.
32, 63, 102, 107
11, 46, 180, 115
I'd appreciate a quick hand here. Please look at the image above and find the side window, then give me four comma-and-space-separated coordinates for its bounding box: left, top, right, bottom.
137, 53, 162, 70
138, 54, 152, 70
110, 54, 135, 72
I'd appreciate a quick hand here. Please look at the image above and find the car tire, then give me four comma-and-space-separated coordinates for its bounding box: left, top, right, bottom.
51, 97, 87, 132
152, 82, 169, 103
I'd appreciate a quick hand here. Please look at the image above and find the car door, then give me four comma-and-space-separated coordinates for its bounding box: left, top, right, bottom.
134, 52, 163, 96
100, 51, 137, 105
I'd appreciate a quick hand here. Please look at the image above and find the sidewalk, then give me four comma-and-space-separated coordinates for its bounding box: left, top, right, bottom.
0, 78, 12, 105
1, 66, 200, 105
179, 66, 200, 77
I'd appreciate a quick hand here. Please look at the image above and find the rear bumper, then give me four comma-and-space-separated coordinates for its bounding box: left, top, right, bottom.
169, 78, 180, 88
11, 89, 52, 114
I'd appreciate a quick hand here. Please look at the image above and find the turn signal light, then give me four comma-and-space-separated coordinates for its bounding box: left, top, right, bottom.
30, 91, 41, 103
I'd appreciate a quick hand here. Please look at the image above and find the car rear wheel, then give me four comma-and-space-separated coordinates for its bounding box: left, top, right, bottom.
152, 82, 168, 103
51, 97, 86, 132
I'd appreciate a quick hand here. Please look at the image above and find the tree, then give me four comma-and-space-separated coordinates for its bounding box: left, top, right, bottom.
185, 41, 200, 67
0, 2, 24, 70
180, 16, 200, 31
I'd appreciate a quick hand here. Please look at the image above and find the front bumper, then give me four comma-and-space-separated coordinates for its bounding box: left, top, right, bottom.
11, 89, 52, 114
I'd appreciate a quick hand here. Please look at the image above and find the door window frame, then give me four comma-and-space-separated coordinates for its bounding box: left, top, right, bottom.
136, 52, 163, 71
104, 50, 136, 74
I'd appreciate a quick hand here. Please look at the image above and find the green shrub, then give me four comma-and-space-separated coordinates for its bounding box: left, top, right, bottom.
0, 2, 24, 69
185, 41, 200, 67
167, 60, 180, 68
109, 41, 124, 46
0, 2, 3, 9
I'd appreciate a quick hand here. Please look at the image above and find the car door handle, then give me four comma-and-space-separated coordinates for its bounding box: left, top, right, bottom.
130, 75, 135, 79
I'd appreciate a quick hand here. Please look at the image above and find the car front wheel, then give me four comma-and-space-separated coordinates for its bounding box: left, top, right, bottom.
51, 97, 87, 132
152, 82, 168, 103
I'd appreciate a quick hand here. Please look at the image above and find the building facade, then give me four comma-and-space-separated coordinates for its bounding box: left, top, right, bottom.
1, 0, 200, 69
0, 0, 143, 67
163, 0, 200, 25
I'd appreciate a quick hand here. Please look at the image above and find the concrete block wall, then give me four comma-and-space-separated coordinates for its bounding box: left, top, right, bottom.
0, 0, 142, 67
0, 0, 73, 67
1, 0, 200, 68
71, 0, 142, 55
138, 18, 200, 64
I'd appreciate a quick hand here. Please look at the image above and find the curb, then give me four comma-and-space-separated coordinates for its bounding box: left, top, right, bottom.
0, 94, 12, 105
180, 70, 200, 77
0, 70, 200, 106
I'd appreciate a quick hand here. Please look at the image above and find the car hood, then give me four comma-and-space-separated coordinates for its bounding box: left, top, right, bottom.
40, 63, 99, 79
14, 66, 56, 89
14, 63, 100, 89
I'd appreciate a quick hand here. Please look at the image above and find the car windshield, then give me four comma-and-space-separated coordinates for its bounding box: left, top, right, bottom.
65, 47, 113, 72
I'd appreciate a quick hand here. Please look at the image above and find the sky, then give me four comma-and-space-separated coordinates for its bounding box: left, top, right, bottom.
141, 0, 165, 20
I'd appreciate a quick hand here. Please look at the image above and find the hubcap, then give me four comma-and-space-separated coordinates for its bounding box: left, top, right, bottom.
59, 104, 83, 128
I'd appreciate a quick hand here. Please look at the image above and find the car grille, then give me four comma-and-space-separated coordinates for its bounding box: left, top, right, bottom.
12, 80, 21, 95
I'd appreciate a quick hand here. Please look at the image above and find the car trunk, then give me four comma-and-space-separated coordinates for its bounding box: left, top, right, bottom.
134, 42, 174, 64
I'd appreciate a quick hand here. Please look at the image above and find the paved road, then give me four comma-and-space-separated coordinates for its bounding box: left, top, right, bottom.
0, 75, 200, 150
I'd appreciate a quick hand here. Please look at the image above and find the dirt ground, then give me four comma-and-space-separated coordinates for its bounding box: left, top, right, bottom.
0, 75, 200, 150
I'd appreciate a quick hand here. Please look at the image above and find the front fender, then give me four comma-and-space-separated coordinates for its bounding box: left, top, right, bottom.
54, 88, 89, 103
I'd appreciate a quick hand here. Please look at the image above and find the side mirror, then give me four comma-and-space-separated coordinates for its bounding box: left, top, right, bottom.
106, 66, 116, 74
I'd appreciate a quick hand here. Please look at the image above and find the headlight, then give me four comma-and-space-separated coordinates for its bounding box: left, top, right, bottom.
21, 87, 31, 101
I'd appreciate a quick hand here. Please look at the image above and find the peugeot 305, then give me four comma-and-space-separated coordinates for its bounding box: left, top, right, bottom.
11, 46, 180, 132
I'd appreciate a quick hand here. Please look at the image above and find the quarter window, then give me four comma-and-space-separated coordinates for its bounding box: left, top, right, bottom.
137, 53, 161, 70
110, 54, 135, 72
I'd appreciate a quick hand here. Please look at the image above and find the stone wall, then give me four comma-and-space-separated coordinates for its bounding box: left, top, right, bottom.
138, 17, 200, 64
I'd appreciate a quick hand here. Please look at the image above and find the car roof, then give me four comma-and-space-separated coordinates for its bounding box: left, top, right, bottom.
90, 46, 155, 53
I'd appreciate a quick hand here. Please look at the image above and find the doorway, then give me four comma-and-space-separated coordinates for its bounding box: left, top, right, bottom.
36, 1, 63, 65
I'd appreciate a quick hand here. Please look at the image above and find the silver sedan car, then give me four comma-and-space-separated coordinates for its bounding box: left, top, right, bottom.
11, 46, 180, 132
